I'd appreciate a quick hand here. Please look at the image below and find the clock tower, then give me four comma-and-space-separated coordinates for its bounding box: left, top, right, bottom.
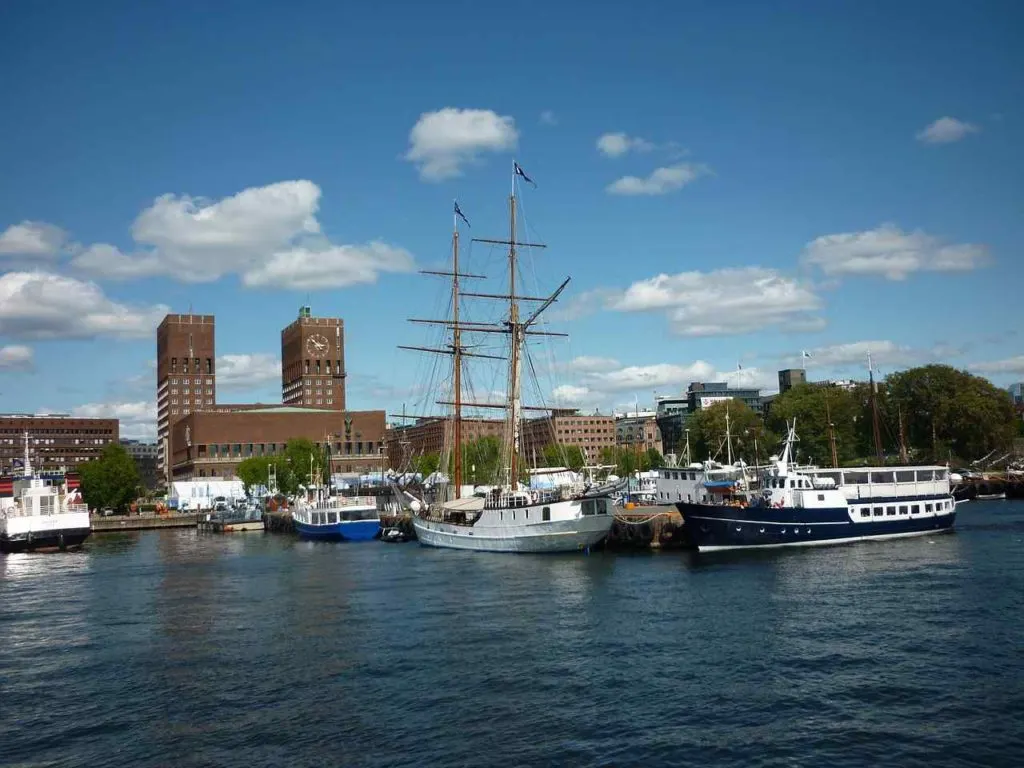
281, 306, 346, 409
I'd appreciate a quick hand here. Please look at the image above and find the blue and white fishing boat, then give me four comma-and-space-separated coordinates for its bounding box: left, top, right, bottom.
676, 419, 957, 552
292, 495, 380, 541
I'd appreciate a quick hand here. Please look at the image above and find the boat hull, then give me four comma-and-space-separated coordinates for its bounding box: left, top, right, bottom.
412, 513, 612, 553
0, 527, 91, 553
294, 518, 380, 542
676, 501, 956, 552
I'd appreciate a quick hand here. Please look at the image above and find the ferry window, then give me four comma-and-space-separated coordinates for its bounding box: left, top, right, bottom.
874, 507, 883, 516
846, 471, 869, 485
896, 471, 915, 483
911, 505, 920, 515
327, 512, 338, 524
543, 506, 551, 522
899, 505, 908, 514
860, 508, 870, 518
871, 471, 895, 484
582, 500, 595, 516
925, 503, 933, 512
886, 506, 896, 516
818, 494, 825, 501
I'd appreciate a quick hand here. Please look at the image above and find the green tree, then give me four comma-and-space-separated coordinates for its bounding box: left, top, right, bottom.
767, 384, 860, 466
463, 435, 503, 483
236, 456, 272, 495
689, 399, 774, 465
413, 451, 440, 479
79, 443, 141, 513
541, 443, 587, 472
884, 364, 1017, 462
645, 447, 665, 469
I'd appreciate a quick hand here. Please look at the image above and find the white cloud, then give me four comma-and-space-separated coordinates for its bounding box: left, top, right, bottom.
0, 344, 34, 371
564, 355, 621, 373
801, 224, 990, 280
66, 180, 414, 289
796, 340, 916, 369
0, 271, 167, 340
606, 163, 709, 195
242, 242, 414, 289
216, 353, 281, 389
404, 108, 519, 181
596, 132, 655, 157
539, 110, 558, 126
586, 362, 716, 393
72, 401, 156, 440
970, 356, 1024, 375
916, 116, 979, 144
611, 267, 823, 336
0, 221, 67, 257
552, 384, 590, 404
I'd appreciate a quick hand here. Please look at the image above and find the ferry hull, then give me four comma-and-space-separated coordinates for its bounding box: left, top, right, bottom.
412, 513, 612, 553
677, 502, 956, 552
1, 527, 91, 553
294, 519, 380, 542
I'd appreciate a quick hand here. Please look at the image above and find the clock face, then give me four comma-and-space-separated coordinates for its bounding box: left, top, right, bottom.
306, 333, 329, 358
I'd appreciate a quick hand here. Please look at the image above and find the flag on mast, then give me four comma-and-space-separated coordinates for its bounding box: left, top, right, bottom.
454, 200, 471, 227
801, 350, 812, 360
513, 161, 536, 187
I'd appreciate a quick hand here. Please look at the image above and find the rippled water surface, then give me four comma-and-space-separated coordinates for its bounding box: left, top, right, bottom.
2, 501, 1024, 767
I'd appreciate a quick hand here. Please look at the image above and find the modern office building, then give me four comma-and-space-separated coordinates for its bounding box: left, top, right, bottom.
120, 439, 161, 490
0, 413, 119, 475
1010, 382, 1024, 406
778, 368, 807, 394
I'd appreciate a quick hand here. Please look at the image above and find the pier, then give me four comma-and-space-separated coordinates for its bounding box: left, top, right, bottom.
954, 474, 1024, 500
91, 512, 199, 532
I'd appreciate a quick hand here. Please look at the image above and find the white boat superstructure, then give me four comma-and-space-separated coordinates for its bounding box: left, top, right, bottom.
0, 433, 92, 553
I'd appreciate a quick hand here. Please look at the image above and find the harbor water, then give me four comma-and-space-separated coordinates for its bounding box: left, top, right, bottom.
2, 501, 1023, 767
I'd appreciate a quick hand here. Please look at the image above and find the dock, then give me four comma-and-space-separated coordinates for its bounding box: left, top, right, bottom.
954, 475, 1024, 500
263, 510, 295, 534
197, 518, 264, 533
91, 512, 199, 532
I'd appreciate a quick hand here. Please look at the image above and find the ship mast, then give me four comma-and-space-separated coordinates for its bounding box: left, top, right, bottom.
451, 208, 463, 498
868, 352, 884, 465
825, 387, 839, 468
897, 404, 909, 464
506, 173, 522, 487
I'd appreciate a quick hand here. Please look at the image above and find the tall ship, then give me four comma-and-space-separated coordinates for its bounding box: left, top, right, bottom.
0, 433, 92, 553
404, 161, 616, 553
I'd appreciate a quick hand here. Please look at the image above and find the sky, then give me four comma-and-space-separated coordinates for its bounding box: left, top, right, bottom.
1, 0, 1022, 439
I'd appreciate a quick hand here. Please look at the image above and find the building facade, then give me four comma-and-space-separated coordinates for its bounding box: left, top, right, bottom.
281, 306, 346, 409
778, 368, 807, 394
156, 314, 216, 482
615, 413, 663, 455
687, 381, 763, 414
169, 406, 386, 480
521, 409, 615, 465
385, 417, 505, 470
0, 414, 119, 475
120, 439, 161, 490
1010, 383, 1024, 406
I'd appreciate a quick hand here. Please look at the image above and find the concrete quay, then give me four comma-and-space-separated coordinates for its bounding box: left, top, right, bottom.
91, 512, 200, 532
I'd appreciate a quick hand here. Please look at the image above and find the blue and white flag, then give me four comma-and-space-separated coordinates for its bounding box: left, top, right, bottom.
514, 161, 536, 187
454, 200, 471, 227
801, 350, 812, 360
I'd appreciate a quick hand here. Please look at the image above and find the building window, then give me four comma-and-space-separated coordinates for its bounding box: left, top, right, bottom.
171, 357, 177, 372
305, 360, 310, 374
206, 358, 213, 374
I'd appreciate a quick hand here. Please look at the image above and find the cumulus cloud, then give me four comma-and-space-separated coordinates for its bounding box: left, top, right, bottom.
916, 116, 979, 144
792, 340, 918, 369
562, 355, 621, 373
62, 180, 414, 289
588, 362, 716, 392
0, 271, 167, 340
552, 384, 590, 404
970, 355, 1024, 375
404, 107, 519, 181
610, 267, 823, 336
0, 221, 67, 257
800, 224, 990, 280
606, 163, 709, 195
596, 132, 655, 157
0, 344, 34, 371
216, 353, 281, 389
72, 401, 156, 440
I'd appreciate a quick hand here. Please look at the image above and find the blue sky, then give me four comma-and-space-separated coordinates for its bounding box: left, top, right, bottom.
1, 0, 1022, 438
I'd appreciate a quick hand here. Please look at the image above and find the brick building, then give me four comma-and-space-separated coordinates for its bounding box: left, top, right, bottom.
385, 417, 505, 469
615, 413, 663, 454
521, 409, 615, 464
156, 314, 216, 481
169, 406, 386, 480
281, 306, 346, 409
0, 414, 119, 475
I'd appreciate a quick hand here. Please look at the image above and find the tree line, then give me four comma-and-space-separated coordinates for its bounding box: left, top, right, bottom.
681, 364, 1020, 467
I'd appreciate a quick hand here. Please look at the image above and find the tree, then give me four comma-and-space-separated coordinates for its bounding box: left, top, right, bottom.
236, 457, 272, 495
541, 443, 586, 472
413, 451, 440, 479
645, 447, 665, 469
463, 436, 503, 483
766, 384, 860, 466
689, 399, 774, 465
79, 443, 141, 513
884, 364, 1017, 462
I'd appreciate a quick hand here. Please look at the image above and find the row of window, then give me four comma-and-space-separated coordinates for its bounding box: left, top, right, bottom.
304, 360, 342, 375
195, 440, 384, 458
170, 358, 213, 375
857, 500, 952, 518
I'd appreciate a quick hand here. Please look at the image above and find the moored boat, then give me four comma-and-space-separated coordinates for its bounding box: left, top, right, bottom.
292, 495, 380, 541
0, 433, 91, 553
